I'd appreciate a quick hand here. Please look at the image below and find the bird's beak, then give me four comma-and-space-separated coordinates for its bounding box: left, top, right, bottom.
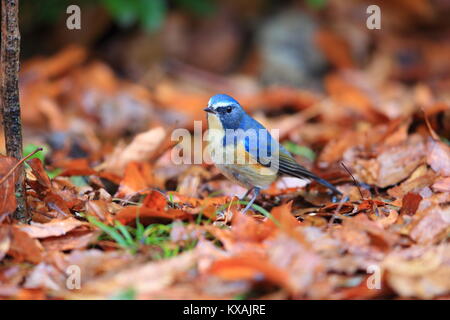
204, 106, 215, 114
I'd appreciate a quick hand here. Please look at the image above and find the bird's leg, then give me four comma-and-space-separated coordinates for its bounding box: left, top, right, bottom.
240, 187, 254, 201
241, 187, 260, 214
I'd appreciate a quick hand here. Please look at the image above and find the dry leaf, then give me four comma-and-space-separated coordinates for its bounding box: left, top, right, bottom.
0, 156, 20, 218
427, 139, 450, 176
103, 127, 166, 174
17, 217, 87, 238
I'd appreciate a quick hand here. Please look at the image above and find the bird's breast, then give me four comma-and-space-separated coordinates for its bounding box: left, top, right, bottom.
206, 120, 278, 189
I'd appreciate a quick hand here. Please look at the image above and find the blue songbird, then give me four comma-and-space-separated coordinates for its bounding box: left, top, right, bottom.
204, 94, 341, 213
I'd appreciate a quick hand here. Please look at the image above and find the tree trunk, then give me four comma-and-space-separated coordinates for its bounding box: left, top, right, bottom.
1, 0, 28, 222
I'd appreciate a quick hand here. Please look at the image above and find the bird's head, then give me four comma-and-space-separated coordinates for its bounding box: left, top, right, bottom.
204, 94, 245, 129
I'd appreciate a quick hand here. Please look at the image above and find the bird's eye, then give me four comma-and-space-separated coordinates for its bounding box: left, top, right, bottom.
226, 106, 232, 113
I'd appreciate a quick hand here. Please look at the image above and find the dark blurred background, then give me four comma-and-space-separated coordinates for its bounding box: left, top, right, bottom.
7, 0, 450, 162
20, 0, 450, 88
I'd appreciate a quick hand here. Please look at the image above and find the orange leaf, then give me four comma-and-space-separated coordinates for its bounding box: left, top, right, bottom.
209, 256, 293, 292
116, 207, 190, 225
43, 193, 71, 217
400, 192, 422, 216
142, 190, 167, 209
316, 29, 354, 69
115, 191, 190, 224
231, 212, 274, 242
58, 158, 96, 177
115, 162, 153, 198
17, 217, 86, 238
8, 226, 43, 264
27, 158, 52, 189
427, 138, 450, 176
0, 156, 19, 218
432, 177, 450, 193
267, 202, 311, 246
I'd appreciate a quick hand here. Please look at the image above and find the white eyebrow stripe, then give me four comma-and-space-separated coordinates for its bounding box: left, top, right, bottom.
211, 101, 233, 109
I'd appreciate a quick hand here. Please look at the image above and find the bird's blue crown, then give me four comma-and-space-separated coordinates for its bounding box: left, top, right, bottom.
208, 94, 240, 109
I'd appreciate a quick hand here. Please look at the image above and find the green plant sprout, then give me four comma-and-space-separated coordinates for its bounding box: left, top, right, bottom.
87, 216, 197, 258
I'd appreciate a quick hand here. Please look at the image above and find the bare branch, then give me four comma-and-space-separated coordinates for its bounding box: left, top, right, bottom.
1, 0, 28, 222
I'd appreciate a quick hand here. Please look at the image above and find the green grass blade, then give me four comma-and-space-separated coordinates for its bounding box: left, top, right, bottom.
115, 221, 135, 246
87, 216, 129, 249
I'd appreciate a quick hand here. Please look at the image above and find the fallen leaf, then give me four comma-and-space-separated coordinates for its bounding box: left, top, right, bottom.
231, 211, 274, 243
115, 190, 190, 224
40, 230, 97, 251
344, 214, 399, 251
65, 248, 199, 299
400, 192, 422, 216
23, 263, 64, 291
264, 233, 326, 297
427, 139, 450, 176
347, 134, 426, 188
8, 226, 43, 264
27, 158, 52, 190
384, 245, 450, 299
102, 126, 166, 174
115, 161, 153, 198
0, 156, 20, 218
17, 217, 87, 238
268, 202, 309, 246
410, 204, 450, 244
432, 177, 450, 193
208, 256, 293, 292
58, 158, 97, 177
0, 226, 11, 261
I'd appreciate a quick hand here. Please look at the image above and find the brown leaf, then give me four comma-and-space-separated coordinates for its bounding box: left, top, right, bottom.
115, 190, 190, 224
58, 158, 96, 177
65, 249, 198, 299
85, 200, 114, 223
427, 139, 450, 176
27, 158, 52, 190
375, 135, 427, 187
269, 202, 310, 247
23, 263, 65, 291
0, 156, 20, 218
410, 204, 450, 244
17, 217, 87, 239
208, 256, 293, 292
264, 233, 325, 297
400, 192, 423, 216
0, 226, 11, 261
384, 245, 450, 299
388, 165, 436, 198
102, 126, 166, 174
344, 214, 399, 250
40, 230, 96, 251
43, 193, 71, 217
348, 134, 426, 188
115, 162, 153, 198
8, 226, 43, 264
316, 29, 354, 69
432, 177, 450, 193
231, 212, 274, 243
116, 206, 190, 225
142, 189, 167, 209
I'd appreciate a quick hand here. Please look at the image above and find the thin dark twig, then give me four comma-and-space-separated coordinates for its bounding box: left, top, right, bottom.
0, 148, 43, 186
340, 162, 364, 200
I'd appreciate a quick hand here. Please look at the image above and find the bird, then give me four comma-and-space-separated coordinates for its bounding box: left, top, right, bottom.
204, 93, 342, 214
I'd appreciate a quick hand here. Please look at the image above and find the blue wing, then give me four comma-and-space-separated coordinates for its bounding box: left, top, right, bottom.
237, 114, 341, 195
238, 115, 281, 166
